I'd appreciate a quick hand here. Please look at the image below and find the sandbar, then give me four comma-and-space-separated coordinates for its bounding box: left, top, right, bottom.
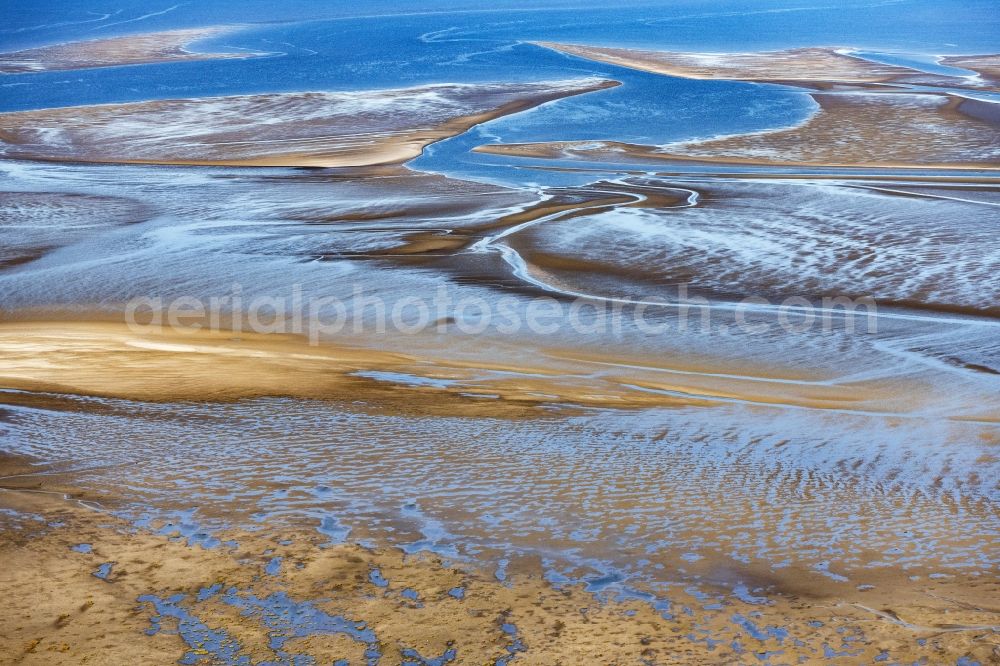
532, 41, 987, 89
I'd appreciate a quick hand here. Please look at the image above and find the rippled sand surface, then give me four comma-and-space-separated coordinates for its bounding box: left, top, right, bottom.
0, 191, 146, 269
501, 177, 1000, 315
2, 383, 999, 663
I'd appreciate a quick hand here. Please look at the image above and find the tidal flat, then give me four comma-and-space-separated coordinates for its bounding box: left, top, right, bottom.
1, 1, 999, 664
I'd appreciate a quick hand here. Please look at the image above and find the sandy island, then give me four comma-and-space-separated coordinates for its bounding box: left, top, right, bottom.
0, 26, 268, 74
0, 79, 618, 167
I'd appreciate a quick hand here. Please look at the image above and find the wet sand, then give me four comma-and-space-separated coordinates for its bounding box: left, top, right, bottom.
0, 27, 266, 74
2, 404, 999, 665
0, 79, 618, 167
0, 318, 923, 414
475, 93, 1000, 169
0, 191, 147, 269
1, 49, 998, 660
1, 163, 997, 419
493, 177, 1000, 318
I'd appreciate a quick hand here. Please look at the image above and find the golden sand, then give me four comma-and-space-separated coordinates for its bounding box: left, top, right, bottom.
0, 319, 966, 419
2, 452, 998, 664
1, 29, 997, 666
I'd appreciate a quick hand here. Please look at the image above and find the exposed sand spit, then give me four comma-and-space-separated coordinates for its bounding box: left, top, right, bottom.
0, 79, 619, 167
534, 42, 924, 86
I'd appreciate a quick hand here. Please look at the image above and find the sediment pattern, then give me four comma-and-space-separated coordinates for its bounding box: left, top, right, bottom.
0, 79, 618, 167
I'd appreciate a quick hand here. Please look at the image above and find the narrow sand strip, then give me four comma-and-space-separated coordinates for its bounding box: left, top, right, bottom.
533, 41, 998, 91
534, 42, 907, 83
